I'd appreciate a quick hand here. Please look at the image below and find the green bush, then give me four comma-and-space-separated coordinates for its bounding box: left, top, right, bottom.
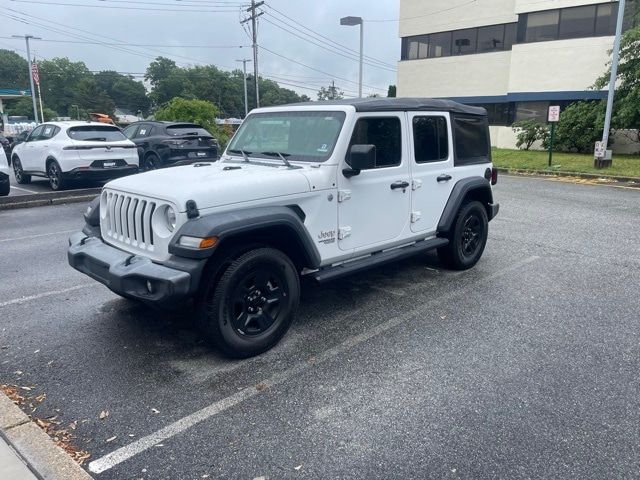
155, 97, 229, 147
511, 120, 548, 150
545, 101, 605, 154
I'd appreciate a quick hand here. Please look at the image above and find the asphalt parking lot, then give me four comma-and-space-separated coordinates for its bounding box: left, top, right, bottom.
6, 171, 106, 196
0, 175, 639, 479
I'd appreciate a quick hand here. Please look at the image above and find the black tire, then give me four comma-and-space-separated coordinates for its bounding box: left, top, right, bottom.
142, 153, 160, 171
12, 157, 31, 184
47, 160, 67, 191
198, 247, 300, 358
438, 200, 488, 270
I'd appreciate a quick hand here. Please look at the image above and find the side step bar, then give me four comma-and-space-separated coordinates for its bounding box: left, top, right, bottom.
309, 237, 449, 283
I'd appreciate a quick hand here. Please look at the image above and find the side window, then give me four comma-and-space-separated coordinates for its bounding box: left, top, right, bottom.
349, 117, 402, 168
136, 125, 151, 138
413, 116, 449, 163
28, 126, 44, 142
41, 125, 59, 140
123, 125, 138, 139
453, 115, 490, 165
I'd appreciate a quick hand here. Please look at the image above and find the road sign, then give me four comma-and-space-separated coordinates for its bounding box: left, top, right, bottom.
548, 105, 560, 123
594, 141, 605, 158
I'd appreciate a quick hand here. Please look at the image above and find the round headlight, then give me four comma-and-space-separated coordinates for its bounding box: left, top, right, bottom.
165, 206, 176, 231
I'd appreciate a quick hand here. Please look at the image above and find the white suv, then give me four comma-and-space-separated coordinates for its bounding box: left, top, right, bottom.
12, 121, 139, 190
0, 146, 9, 196
69, 98, 499, 358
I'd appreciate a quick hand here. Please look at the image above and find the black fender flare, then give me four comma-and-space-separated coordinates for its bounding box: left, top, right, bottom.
437, 177, 495, 234
168, 205, 321, 268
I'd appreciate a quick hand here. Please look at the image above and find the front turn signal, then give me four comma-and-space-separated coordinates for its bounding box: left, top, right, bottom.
178, 235, 218, 249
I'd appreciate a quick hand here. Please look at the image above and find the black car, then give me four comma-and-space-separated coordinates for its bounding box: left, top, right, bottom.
0, 135, 11, 160
122, 121, 219, 171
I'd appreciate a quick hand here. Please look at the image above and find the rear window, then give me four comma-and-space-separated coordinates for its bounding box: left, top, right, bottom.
166, 125, 211, 137
452, 115, 490, 165
67, 126, 127, 142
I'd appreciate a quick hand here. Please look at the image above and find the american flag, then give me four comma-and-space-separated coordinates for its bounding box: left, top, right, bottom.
31, 61, 40, 86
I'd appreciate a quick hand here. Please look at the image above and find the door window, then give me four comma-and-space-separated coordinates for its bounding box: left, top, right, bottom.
413, 116, 449, 163
348, 117, 402, 168
40, 125, 59, 140
28, 126, 44, 142
123, 125, 138, 139
136, 125, 152, 138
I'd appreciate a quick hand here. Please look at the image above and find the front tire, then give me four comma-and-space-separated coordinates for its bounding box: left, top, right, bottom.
47, 160, 67, 191
198, 247, 300, 358
438, 200, 488, 270
12, 157, 31, 184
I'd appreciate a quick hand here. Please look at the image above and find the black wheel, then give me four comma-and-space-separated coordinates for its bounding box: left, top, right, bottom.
47, 160, 66, 191
198, 247, 300, 358
142, 153, 160, 171
438, 200, 488, 270
12, 157, 31, 184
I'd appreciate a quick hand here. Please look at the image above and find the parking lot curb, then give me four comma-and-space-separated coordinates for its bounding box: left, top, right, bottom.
496, 167, 640, 184
0, 392, 92, 479
0, 189, 100, 210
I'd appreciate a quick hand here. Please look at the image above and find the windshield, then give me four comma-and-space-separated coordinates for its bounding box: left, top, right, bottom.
67, 126, 127, 142
227, 111, 346, 162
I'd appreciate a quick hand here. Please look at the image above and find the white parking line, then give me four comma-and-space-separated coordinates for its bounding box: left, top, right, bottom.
0, 229, 78, 243
0, 284, 94, 308
9, 185, 38, 194
88, 255, 540, 474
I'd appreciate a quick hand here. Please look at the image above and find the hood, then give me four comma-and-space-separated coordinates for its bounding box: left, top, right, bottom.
105, 161, 312, 212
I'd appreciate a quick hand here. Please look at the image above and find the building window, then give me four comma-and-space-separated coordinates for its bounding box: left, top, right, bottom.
452, 28, 477, 55
504, 23, 517, 50
525, 10, 560, 42
413, 116, 449, 163
477, 24, 505, 52
559, 5, 597, 39
349, 117, 402, 168
596, 3, 618, 35
429, 31, 452, 58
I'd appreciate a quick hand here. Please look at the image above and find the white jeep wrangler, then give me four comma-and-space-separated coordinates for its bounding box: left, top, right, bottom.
68, 98, 499, 358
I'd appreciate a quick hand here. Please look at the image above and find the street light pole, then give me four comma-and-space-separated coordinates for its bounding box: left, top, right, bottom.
12, 34, 41, 123
595, 0, 625, 168
340, 16, 364, 98
236, 59, 252, 117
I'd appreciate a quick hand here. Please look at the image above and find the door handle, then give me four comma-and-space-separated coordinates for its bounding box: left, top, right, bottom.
437, 174, 452, 182
390, 180, 410, 191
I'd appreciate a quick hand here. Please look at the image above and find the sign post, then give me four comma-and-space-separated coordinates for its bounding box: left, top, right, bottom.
547, 105, 560, 167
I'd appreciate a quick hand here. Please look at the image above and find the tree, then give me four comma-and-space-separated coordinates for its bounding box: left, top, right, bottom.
94, 71, 150, 115
593, 24, 640, 142
317, 83, 344, 100
155, 97, 229, 145
6, 97, 58, 121
511, 120, 548, 150
38, 58, 94, 116
0, 49, 29, 90
387, 85, 397, 97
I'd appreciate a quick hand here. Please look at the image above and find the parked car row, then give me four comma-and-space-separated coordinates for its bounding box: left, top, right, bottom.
7, 120, 219, 191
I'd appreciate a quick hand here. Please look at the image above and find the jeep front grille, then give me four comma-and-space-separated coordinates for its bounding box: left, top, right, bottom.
101, 190, 159, 253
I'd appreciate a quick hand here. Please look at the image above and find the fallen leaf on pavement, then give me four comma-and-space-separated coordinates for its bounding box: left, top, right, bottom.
99, 410, 109, 419
295, 465, 302, 471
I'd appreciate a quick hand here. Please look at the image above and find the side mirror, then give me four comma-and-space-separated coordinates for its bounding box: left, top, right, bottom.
344, 144, 376, 178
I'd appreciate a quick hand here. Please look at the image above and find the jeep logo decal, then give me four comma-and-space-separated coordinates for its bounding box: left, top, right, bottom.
317, 229, 336, 245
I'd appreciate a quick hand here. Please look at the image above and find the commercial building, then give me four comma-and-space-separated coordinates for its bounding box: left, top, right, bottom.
397, 0, 639, 150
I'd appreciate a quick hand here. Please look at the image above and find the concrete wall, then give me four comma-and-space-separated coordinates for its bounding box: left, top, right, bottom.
397, 51, 512, 97
507, 37, 613, 93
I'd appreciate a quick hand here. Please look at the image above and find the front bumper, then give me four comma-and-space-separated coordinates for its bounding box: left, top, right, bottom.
64, 165, 139, 181
68, 232, 203, 307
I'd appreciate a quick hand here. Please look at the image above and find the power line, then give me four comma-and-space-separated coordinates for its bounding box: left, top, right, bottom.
0, 36, 250, 48
265, 4, 396, 69
8, 0, 243, 13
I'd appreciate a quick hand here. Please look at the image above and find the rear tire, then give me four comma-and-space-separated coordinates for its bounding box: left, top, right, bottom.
438, 200, 488, 270
198, 247, 299, 358
47, 160, 66, 191
12, 157, 31, 184
142, 153, 160, 171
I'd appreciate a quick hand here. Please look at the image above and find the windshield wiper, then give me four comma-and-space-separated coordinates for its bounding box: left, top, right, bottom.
227, 148, 251, 162
261, 151, 293, 169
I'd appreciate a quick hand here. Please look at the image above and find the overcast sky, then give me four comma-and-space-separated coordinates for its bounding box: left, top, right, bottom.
1, 0, 401, 98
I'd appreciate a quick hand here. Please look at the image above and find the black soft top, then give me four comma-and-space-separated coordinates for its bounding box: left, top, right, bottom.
284, 97, 486, 116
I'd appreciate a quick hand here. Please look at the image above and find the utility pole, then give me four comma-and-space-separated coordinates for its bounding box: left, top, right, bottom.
236, 59, 252, 117
331, 80, 336, 100
12, 34, 41, 123
340, 16, 364, 98
595, 0, 625, 168
240, 1, 264, 109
